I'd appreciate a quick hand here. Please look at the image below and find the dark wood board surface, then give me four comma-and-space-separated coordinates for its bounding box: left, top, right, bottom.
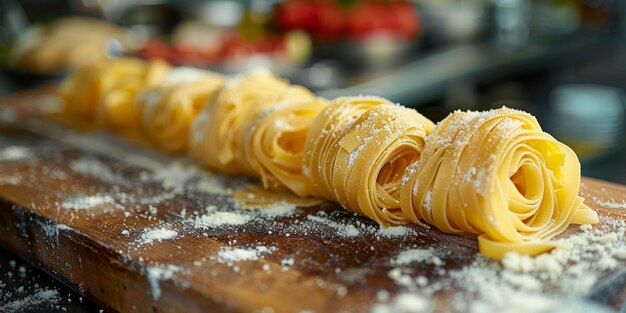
0, 87, 625, 313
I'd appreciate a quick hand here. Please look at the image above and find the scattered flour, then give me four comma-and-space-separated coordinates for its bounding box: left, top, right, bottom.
61, 194, 116, 209
0, 289, 59, 311
0, 175, 21, 185
378, 226, 412, 237
614, 248, 626, 259
423, 192, 432, 212
191, 203, 300, 230
374, 218, 626, 313
217, 246, 277, 265
147, 161, 232, 195
151, 162, 197, 190
595, 200, 626, 209
140, 228, 178, 244
0, 107, 17, 122
307, 215, 360, 237
195, 176, 231, 195
451, 219, 625, 312
281, 258, 295, 266
146, 265, 181, 300
251, 203, 297, 218
69, 157, 129, 185
0, 146, 33, 161
392, 248, 442, 266
371, 293, 431, 313
195, 211, 251, 228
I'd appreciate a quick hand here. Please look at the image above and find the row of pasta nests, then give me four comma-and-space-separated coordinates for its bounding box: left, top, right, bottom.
60, 57, 598, 259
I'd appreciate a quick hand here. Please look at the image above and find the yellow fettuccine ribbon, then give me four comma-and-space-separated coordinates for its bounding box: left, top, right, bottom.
243, 97, 328, 196
399, 107, 599, 259
135, 68, 224, 153
60, 57, 171, 128
189, 70, 313, 175
303, 97, 435, 225
236, 85, 315, 177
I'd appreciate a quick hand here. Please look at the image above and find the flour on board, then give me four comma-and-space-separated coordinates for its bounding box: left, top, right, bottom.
140, 228, 178, 244
0, 146, 34, 161
217, 246, 277, 267
61, 194, 116, 209
375, 218, 626, 313
195, 211, 252, 228
248, 203, 297, 218
370, 293, 430, 313
307, 214, 360, 237
377, 226, 413, 238
392, 248, 443, 266
69, 157, 129, 185
595, 200, 626, 209
0, 289, 59, 312
146, 265, 181, 300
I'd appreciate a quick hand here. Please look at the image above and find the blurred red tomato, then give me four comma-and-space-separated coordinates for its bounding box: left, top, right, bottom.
347, 2, 380, 40
275, 0, 420, 42
275, 0, 317, 31
390, 1, 420, 39
139, 32, 290, 67
312, 0, 346, 41
141, 39, 171, 60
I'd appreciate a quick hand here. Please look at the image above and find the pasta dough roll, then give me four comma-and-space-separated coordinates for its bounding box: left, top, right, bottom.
136, 68, 224, 153
304, 97, 435, 225
399, 107, 599, 259
61, 57, 171, 128
60, 58, 116, 119
243, 97, 328, 196
236, 85, 315, 177
97, 59, 171, 128
189, 71, 312, 174
303, 96, 388, 200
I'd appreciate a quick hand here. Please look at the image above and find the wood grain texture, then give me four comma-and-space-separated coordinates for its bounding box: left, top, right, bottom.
0, 87, 625, 313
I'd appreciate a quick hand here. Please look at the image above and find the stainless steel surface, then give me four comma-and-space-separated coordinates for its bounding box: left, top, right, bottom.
319, 29, 611, 106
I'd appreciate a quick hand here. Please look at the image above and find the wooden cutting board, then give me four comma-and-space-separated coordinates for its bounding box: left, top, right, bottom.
0, 87, 625, 313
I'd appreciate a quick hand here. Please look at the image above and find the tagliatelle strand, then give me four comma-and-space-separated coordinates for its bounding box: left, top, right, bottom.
399, 107, 599, 259
304, 97, 435, 225
135, 68, 224, 153
98, 59, 171, 128
189, 71, 309, 175
244, 97, 328, 196
303, 96, 389, 199
60, 57, 171, 128
236, 85, 315, 177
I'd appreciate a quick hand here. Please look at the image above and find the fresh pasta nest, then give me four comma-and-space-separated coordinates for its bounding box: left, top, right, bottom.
243, 96, 328, 196
189, 70, 313, 175
304, 96, 435, 225
399, 107, 598, 259
61, 57, 171, 128
135, 68, 224, 153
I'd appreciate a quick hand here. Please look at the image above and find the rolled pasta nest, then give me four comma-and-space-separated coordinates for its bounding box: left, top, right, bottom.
243, 96, 328, 196
135, 68, 224, 153
303, 96, 435, 225
60, 57, 171, 128
399, 107, 599, 259
188, 71, 312, 175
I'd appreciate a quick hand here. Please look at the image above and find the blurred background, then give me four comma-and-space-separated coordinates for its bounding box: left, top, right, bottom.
0, 0, 625, 185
